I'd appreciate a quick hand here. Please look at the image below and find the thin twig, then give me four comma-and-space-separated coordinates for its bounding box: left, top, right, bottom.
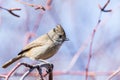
65, 34, 91, 72
106, 67, 120, 80
15, 0, 45, 11
85, 29, 96, 80
46, 0, 52, 10
66, 0, 112, 73
85, 0, 111, 80
85, 21, 101, 80
0, 6, 21, 17
20, 70, 33, 80
98, 0, 112, 12
2, 70, 120, 79
0, 63, 24, 80
6, 71, 118, 76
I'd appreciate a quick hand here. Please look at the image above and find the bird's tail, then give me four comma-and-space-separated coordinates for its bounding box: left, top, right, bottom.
2, 55, 23, 68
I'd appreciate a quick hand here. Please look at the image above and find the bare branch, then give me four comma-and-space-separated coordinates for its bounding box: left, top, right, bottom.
66, 0, 112, 73
85, 0, 112, 80
106, 67, 120, 80
15, 0, 46, 11
98, 0, 112, 12
0, 62, 53, 80
0, 6, 21, 17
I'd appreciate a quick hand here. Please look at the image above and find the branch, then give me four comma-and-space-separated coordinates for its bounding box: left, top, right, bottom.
106, 67, 120, 80
0, 62, 53, 80
1, 70, 119, 78
15, 0, 45, 11
66, 0, 112, 73
85, 0, 111, 80
46, 0, 52, 10
98, 0, 112, 12
0, 6, 21, 17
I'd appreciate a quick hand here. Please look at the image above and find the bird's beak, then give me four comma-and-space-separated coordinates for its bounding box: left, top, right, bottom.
65, 38, 69, 41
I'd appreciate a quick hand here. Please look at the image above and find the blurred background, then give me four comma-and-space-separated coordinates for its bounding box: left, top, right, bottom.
0, 0, 120, 80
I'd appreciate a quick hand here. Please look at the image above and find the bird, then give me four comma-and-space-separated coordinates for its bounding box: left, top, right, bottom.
2, 25, 68, 68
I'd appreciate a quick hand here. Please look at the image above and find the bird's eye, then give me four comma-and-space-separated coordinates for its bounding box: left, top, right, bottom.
59, 35, 62, 38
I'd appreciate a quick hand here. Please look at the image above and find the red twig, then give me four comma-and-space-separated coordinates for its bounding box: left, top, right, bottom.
66, 1, 112, 73
66, 34, 92, 71
0, 63, 24, 80
46, 0, 52, 10
15, 0, 45, 11
53, 71, 114, 76
85, 0, 111, 80
1, 70, 118, 78
85, 22, 99, 80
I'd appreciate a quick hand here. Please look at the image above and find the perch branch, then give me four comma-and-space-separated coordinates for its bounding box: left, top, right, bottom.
0, 62, 53, 80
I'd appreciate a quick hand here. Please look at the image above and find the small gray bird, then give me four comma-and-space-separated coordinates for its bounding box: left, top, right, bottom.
2, 25, 68, 68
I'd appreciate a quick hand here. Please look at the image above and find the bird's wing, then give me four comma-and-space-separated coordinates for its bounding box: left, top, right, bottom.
18, 36, 47, 55
18, 43, 43, 55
